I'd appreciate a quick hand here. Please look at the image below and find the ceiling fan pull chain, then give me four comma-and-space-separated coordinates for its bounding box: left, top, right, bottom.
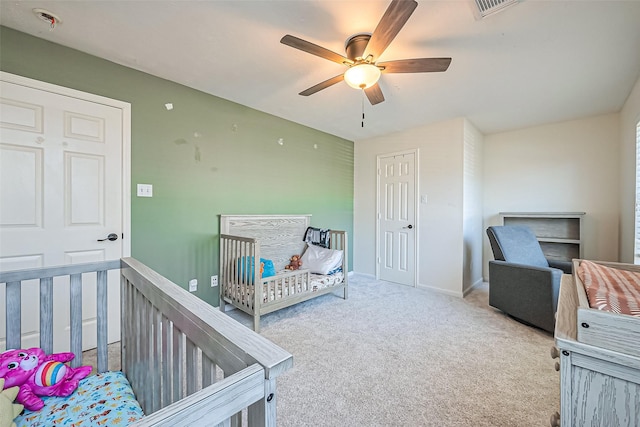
361, 89, 365, 128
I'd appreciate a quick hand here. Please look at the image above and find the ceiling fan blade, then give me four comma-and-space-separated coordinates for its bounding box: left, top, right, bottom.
378, 58, 452, 73
363, 0, 418, 60
281, 35, 353, 66
365, 83, 385, 105
299, 74, 345, 96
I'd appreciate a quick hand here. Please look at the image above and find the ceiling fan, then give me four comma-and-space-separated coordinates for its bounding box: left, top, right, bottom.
280, 0, 451, 105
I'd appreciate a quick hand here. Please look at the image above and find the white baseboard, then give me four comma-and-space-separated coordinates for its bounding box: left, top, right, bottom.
463, 278, 485, 297
350, 271, 375, 279
417, 283, 464, 298
331, 271, 482, 299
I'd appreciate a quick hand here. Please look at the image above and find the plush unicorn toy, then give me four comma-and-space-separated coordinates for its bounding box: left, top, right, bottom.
0, 348, 92, 411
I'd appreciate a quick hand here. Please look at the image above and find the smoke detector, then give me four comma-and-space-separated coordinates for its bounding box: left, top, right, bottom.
33, 8, 62, 29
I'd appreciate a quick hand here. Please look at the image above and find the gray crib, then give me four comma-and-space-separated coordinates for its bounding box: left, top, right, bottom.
1, 257, 293, 426
219, 214, 348, 332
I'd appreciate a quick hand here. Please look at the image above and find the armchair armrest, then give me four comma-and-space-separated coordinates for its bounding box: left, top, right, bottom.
547, 258, 573, 274
488, 260, 564, 333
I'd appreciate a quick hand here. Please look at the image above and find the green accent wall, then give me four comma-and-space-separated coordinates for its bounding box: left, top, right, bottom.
1, 26, 354, 305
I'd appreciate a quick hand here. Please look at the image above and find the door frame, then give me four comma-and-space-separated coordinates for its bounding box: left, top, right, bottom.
1, 71, 132, 258
375, 148, 419, 287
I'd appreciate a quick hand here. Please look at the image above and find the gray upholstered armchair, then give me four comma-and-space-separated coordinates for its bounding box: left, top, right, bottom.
486, 225, 572, 333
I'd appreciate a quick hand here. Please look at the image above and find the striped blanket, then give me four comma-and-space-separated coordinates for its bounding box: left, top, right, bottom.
578, 260, 640, 317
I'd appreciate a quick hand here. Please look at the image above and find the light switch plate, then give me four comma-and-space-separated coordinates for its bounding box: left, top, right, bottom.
137, 184, 153, 197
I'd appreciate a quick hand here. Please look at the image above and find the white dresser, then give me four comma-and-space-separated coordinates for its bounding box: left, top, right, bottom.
552, 265, 640, 426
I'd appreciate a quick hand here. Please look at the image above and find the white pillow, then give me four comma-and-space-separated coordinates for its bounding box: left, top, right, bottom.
300, 244, 343, 275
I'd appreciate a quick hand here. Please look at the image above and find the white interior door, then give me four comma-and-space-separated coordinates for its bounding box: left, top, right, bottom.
377, 151, 417, 286
0, 74, 130, 352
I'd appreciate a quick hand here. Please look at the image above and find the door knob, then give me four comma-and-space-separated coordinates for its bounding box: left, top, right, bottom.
403, 225, 413, 229
97, 233, 119, 242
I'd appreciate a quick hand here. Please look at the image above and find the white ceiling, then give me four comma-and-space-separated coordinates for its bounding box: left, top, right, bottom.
2, 0, 640, 141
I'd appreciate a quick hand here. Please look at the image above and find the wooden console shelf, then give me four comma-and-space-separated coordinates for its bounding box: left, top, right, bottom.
499, 212, 585, 261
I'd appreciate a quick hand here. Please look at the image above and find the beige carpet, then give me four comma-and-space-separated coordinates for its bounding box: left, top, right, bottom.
82, 274, 560, 426
227, 274, 560, 427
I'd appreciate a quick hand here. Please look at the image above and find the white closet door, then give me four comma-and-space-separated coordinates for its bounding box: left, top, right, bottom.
0, 77, 127, 352
377, 151, 417, 286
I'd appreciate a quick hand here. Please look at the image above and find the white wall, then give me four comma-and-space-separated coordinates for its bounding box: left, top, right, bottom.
619, 75, 640, 263
354, 118, 466, 296
463, 119, 484, 294
354, 78, 638, 294
482, 113, 621, 279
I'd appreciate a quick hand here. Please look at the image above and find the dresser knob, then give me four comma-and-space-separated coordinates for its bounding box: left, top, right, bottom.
550, 411, 560, 427
550, 346, 560, 359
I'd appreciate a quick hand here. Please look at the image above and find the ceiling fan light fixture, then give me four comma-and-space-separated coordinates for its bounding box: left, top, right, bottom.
344, 64, 381, 90
281, 0, 450, 105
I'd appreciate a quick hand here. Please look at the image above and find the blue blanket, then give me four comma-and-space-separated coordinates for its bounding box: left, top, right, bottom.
15, 370, 144, 426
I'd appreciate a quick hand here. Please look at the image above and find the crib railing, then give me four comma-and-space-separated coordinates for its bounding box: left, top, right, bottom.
219, 234, 262, 314
0, 257, 293, 426
1, 259, 121, 370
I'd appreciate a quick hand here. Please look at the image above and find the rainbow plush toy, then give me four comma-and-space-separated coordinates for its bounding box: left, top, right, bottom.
0, 348, 92, 411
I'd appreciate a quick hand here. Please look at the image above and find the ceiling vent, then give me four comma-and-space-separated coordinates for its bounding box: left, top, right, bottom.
472, 0, 521, 19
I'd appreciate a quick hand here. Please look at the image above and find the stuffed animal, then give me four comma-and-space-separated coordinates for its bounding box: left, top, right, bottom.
0, 348, 92, 411
0, 378, 23, 427
285, 255, 303, 270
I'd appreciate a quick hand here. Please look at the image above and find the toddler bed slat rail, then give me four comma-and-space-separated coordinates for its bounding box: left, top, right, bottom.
1, 257, 292, 426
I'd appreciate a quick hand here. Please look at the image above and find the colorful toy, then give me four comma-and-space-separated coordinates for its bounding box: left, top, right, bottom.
285, 255, 303, 270
0, 348, 92, 411
0, 378, 23, 427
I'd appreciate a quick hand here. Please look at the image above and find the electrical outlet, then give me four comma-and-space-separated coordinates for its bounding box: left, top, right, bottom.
211, 275, 218, 287
188, 279, 197, 292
